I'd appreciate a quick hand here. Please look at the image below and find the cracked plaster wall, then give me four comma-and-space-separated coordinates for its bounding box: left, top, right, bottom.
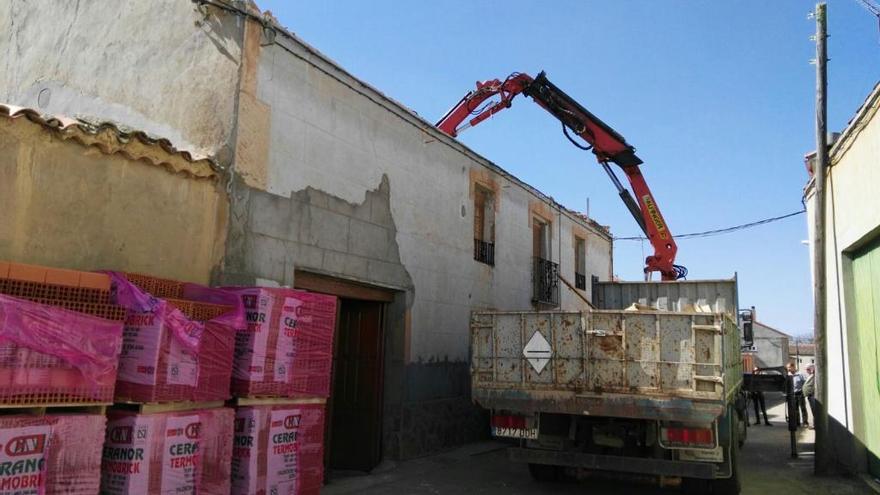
0, 0, 243, 160
0, 118, 227, 284
247, 37, 612, 363
234, 26, 613, 458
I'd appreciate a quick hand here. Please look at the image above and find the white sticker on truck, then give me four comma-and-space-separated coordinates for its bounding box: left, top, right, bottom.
678, 446, 724, 463
523, 331, 552, 374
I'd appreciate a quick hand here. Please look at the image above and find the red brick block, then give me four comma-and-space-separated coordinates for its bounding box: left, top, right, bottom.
45, 267, 82, 288
79, 272, 111, 291
8, 262, 47, 283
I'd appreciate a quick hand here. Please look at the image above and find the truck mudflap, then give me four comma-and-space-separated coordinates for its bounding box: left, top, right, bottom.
509, 447, 716, 480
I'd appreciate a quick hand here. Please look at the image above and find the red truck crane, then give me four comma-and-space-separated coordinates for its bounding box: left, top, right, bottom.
436, 71, 686, 280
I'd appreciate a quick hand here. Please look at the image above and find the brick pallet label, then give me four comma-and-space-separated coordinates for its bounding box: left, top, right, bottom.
231, 404, 325, 495
0, 414, 105, 494
101, 408, 233, 495
0, 423, 50, 494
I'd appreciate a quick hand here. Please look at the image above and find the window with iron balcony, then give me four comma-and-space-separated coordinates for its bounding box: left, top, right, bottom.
474, 186, 495, 266
532, 217, 558, 306
575, 236, 587, 290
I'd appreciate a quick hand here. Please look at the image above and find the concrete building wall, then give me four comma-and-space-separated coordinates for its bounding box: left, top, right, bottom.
0, 1, 613, 460
0, 114, 228, 284
0, 0, 243, 159
805, 82, 880, 474
751, 322, 790, 369
225, 18, 612, 458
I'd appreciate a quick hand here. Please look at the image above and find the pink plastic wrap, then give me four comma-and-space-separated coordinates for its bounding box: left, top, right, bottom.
0, 413, 106, 494
231, 403, 325, 495
0, 294, 123, 404
222, 288, 337, 398
109, 273, 243, 402
101, 407, 234, 495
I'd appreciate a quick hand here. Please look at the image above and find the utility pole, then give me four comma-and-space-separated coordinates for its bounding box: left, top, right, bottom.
812, 1, 831, 475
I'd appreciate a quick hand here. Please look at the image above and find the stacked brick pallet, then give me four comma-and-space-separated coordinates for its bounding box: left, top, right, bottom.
110, 272, 243, 403
101, 272, 244, 495
0, 262, 125, 494
0, 262, 337, 494
224, 287, 337, 495
102, 406, 234, 494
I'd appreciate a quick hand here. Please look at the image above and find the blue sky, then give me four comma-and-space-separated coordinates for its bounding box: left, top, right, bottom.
256, 1, 880, 336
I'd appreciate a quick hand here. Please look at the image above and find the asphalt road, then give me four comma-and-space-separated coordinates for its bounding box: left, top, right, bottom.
322, 398, 873, 495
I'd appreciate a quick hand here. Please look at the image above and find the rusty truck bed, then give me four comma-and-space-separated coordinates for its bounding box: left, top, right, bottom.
470, 309, 742, 424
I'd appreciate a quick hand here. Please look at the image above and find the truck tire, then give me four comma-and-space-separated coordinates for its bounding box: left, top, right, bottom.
737, 407, 748, 448
527, 463, 560, 482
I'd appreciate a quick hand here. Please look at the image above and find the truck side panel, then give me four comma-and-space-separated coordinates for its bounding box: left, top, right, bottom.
471, 310, 741, 423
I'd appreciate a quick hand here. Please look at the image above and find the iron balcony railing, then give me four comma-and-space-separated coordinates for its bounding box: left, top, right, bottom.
474, 239, 495, 266
575, 272, 587, 290
533, 257, 559, 306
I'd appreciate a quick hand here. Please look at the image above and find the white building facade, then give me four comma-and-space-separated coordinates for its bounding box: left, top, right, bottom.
805, 82, 880, 478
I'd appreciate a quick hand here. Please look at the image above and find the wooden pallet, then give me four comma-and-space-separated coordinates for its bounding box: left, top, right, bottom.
230, 396, 327, 407
0, 403, 109, 416
112, 400, 226, 414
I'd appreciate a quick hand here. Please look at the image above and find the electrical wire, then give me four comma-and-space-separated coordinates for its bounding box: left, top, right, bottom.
614, 209, 806, 241
853, 0, 880, 42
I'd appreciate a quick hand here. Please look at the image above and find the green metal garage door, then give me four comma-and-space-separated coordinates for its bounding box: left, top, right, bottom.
851, 235, 880, 477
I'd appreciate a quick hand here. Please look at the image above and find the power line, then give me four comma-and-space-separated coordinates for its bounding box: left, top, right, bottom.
853, 0, 880, 42
614, 209, 806, 241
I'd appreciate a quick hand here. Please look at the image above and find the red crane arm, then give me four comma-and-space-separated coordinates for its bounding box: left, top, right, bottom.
436, 71, 684, 280
436, 73, 534, 137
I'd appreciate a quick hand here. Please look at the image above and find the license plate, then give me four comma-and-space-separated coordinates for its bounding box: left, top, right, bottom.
492, 427, 538, 439
678, 446, 723, 463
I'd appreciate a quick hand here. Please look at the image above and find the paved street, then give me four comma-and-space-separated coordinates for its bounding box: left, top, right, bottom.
323, 398, 875, 495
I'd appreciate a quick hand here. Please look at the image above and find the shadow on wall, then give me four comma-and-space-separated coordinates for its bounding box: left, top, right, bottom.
398, 359, 488, 459
820, 400, 874, 476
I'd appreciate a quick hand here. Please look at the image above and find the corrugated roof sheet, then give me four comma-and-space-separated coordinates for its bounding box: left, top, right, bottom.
0, 103, 220, 180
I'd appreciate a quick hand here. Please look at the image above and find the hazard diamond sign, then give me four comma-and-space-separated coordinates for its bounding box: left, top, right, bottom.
523, 331, 552, 374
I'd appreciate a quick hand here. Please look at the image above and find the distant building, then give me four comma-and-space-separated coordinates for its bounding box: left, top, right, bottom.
749, 320, 792, 370
805, 81, 880, 478
788, 342, 816, 370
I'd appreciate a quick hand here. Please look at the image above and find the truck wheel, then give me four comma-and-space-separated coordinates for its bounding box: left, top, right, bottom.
527, 463, 560, 482
737, 407, 748, 448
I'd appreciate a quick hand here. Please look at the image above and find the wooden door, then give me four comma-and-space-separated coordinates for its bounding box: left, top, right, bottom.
329, 299, 385, 471
850, 236, 880, 477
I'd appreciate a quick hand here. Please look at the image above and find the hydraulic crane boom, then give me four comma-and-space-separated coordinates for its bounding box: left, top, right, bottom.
436, 71, 686, 281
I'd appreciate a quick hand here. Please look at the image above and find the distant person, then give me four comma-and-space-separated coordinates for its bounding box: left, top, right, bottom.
750, 367, 771, 426
786, 361, 808, 428
803, 364, 816, 430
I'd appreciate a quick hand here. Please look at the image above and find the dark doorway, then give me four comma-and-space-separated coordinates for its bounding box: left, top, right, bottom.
328, 298, 385, 471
